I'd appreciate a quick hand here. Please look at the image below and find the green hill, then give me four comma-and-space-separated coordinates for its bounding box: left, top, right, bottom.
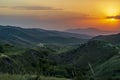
58, 40, 119, 68
92, 33, 120, 45
0, 25, 90, 47
93, 53, 120, 79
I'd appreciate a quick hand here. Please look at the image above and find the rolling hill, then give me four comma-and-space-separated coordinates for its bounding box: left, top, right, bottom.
0, 25, 91, 46
92, 33, 120, 45
57, 40, 119, 68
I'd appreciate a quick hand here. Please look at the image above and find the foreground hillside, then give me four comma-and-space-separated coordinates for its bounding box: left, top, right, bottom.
58, 40, 119, 68
94, 54, 120, 79
0, 39, 120, 80
0, 74, 69, 80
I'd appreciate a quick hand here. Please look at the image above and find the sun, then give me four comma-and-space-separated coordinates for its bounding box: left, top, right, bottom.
104, 8, 119, 21
111, 18, 115, 21
107, 17, 117, 22
105, 17, 117, 22
101, 4, 119, 18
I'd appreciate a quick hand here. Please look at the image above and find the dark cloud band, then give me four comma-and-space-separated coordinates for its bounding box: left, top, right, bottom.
106, 16, 120, 19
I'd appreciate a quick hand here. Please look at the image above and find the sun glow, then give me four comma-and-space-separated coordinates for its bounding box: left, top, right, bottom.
103, 7, 119, 22
106, 8, 118, 16
106, 17, 117, 22
110, 18, 115, 21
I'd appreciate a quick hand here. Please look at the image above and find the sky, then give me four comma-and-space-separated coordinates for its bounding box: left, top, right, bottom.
0, 0, 120, 31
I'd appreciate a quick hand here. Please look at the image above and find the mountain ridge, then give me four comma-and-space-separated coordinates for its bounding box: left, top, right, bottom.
0, 25, 91, 46
92, 32, 120, 45
65, 28, 119, 36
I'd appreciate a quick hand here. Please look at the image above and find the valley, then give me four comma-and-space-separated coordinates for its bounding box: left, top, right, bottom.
0, 25, 120, 80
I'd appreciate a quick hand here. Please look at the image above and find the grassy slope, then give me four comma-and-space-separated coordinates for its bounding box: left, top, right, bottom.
0, 74, 70, 80
1, 40, 120, 79
58, 40, 119, 68
94, 53, 120, 79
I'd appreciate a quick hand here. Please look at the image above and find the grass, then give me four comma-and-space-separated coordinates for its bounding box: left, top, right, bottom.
2, 46, 28, 55
93, 54, 120, 79
0, 74, 70, 80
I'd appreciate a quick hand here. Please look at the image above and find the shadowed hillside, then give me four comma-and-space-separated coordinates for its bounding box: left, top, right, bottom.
92, 33, 120, 45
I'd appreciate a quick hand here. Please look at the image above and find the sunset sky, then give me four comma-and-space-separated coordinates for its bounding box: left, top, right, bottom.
0, 0, 120, 31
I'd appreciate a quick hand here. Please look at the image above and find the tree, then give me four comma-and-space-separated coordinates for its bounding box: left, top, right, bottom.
0, 45, 4, 53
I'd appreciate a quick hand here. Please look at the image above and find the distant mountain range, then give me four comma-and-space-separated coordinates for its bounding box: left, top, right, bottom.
65, 28, 118, 36
0, 25, 92, 46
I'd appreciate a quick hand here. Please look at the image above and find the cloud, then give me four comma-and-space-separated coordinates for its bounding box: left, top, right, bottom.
0, 6, 63, 10
106, 15, 120, 20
